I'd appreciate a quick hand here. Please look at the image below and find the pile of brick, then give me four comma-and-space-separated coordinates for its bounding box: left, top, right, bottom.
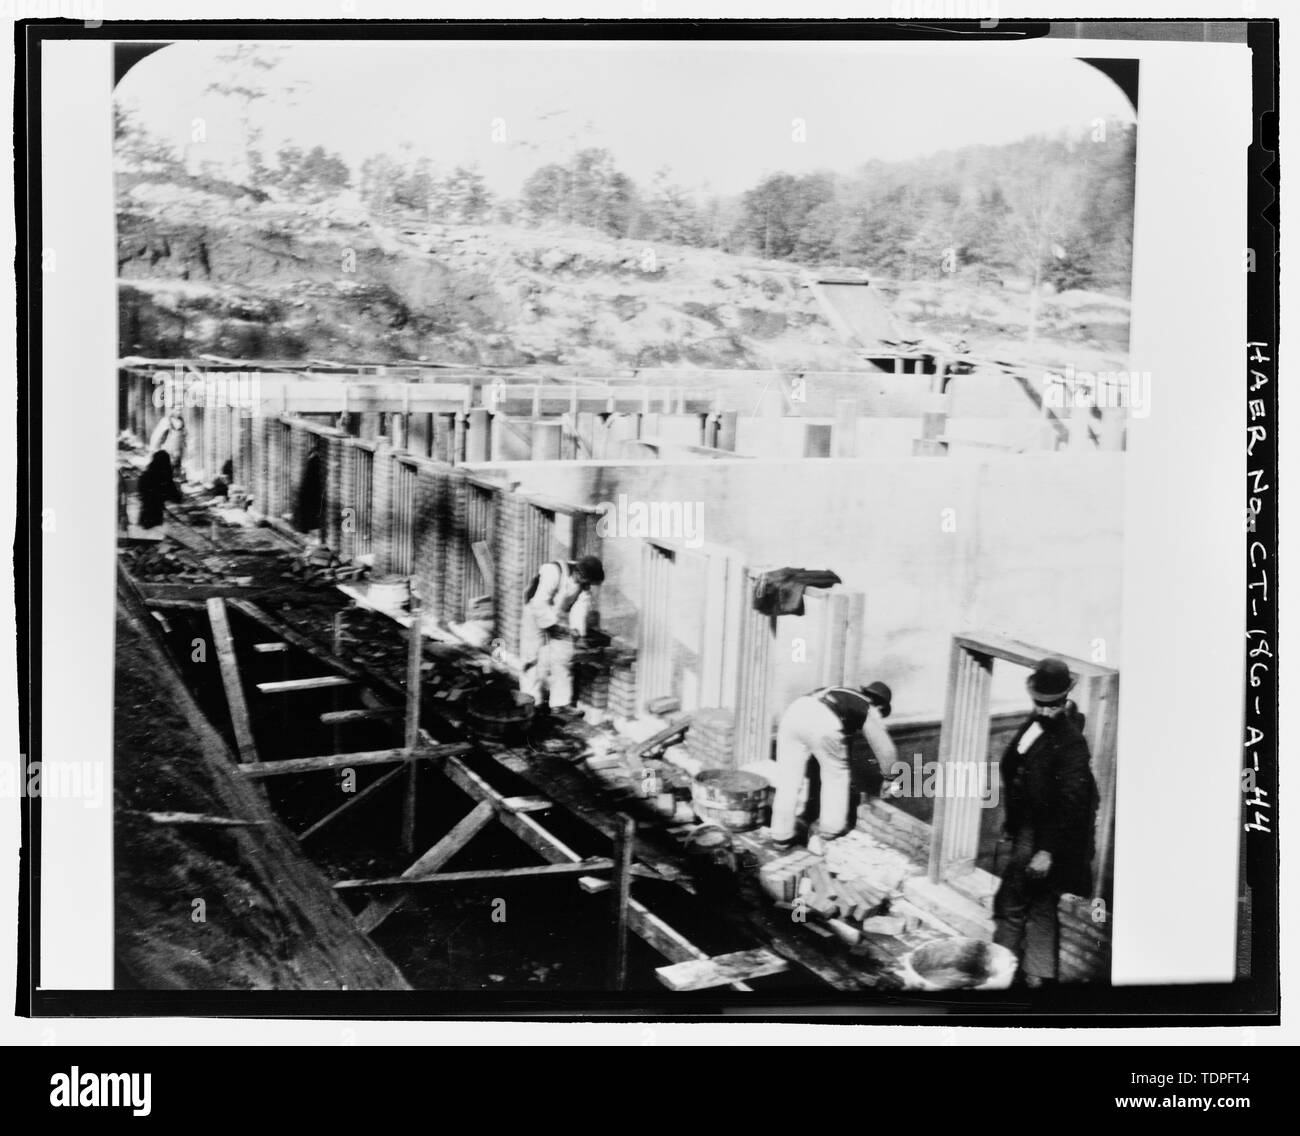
759, 849, 821, 903
822, 831, 919, 909
685, 708, 736, 770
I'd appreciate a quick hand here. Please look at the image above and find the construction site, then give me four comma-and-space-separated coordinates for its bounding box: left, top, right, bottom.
113, 272, 1123, 997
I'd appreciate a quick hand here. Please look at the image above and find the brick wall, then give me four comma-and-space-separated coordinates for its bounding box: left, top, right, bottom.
494, 492, 527, 653
324, 433, 344, 551
1057, 895, 1112, 983
856, 798, 932, 863
413, 468, 442, 615
370, 440, 394, 572
339, 440, 357, 560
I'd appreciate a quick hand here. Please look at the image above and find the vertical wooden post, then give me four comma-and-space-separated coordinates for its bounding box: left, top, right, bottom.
331, 611, 345, 754
402, 590, 422, 855
610, 813, 635, 990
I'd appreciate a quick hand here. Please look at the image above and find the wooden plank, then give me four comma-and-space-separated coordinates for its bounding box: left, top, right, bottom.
206, 598, 259, 765
318, 707, 403, 725
402, 615, 423, 854
334, 859, 616, 891
138, 582, 266, 601
297, 765, 405, 843
256, 675, 355, 694
656, 948, 790, 992
145, 598, 207, 612
236, 743, 470, 779
501, 795, 553, 814
610, 814, 635, 990
356, 800, 496, 934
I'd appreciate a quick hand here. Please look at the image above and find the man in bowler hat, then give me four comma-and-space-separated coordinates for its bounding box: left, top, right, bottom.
994, 657, 1099, 987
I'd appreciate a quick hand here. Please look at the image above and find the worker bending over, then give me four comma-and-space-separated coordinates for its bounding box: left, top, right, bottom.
770, 681, 897, 852
520, 555, 604, 715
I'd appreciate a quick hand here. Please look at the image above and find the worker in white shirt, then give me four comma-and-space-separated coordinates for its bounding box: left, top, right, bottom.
769, 681, 898, 852
520, 555, 605, 714
150, 412, 187, 483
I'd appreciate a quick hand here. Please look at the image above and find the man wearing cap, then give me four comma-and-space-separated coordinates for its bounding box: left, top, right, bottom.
994, 657, 1099, 987
769, 681, 898, 852
520, 555, 605, 715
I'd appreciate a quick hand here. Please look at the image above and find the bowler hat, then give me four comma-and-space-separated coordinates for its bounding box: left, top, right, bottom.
574, 555, 605, 585
861, 681, 892, 718
1027, 657, 1074, 704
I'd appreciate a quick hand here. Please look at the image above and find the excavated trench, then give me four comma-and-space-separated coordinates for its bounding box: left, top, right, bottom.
150, 598, 812, 993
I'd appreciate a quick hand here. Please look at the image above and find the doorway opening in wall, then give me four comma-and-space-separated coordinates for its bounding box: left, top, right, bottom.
923, 633, 1118, 909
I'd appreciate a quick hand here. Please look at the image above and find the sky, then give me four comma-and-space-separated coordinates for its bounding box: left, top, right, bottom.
116, 41, 1137, 198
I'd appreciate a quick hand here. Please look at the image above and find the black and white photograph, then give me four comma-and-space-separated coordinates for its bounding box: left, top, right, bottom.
10, 10, 1283, 1057
108, 38, 1136, 995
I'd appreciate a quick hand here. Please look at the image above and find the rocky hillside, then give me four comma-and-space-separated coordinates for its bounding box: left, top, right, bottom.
117, 178, 1130, 373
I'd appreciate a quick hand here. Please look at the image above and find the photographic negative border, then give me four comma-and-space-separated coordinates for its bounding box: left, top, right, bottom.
13, 15, 1280, 1023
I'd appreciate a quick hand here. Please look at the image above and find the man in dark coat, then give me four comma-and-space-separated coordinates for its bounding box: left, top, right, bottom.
994, 657, 1099, 987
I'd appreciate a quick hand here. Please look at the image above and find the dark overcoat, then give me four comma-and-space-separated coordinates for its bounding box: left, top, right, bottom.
1000, 711, 1099, 897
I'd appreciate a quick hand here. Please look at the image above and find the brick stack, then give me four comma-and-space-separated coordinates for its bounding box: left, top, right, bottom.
1056, 895, 1112, 984
412, 469, 441, 615
758, 849, 822, 903
607, 654, 638, 719
685, 708, 737, 770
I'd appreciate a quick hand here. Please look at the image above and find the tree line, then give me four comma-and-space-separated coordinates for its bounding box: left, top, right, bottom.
117, 101, 1136, 293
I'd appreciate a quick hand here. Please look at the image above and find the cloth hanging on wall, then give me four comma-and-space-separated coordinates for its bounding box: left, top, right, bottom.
751, 567, 842, 616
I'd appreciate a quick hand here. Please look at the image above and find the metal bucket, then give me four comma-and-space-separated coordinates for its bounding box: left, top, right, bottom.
690, 769, 772, 832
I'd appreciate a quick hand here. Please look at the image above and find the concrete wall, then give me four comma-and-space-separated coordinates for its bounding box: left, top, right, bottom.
735, 416, 1059, 460
460, 452, 1124, 720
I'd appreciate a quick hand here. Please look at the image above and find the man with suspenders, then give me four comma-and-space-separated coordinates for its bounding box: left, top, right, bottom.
520, 555, 605, 714
769, 681, 898, 851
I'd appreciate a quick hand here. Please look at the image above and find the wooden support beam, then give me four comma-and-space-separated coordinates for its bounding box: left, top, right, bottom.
256, 675, 355, 694
235, 743, 470, 780
318, 707, 403, 725
297, 765, 405, 843
610, 813, 635, 991
401, 613, 424, 854
335, 859, 615, 892
656, 948, 790, 992
356, 800, 496, 934
145, 598, 207, 612
206, 598, 259, 765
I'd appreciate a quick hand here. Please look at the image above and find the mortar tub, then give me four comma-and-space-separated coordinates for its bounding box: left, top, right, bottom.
690, 769, 772, 832
466, 690, 536, 741
898, 937, 1017, 991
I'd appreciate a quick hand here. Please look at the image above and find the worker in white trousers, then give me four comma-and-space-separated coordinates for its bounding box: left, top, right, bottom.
769, 682, 897, 851
520, 556, 604, 713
